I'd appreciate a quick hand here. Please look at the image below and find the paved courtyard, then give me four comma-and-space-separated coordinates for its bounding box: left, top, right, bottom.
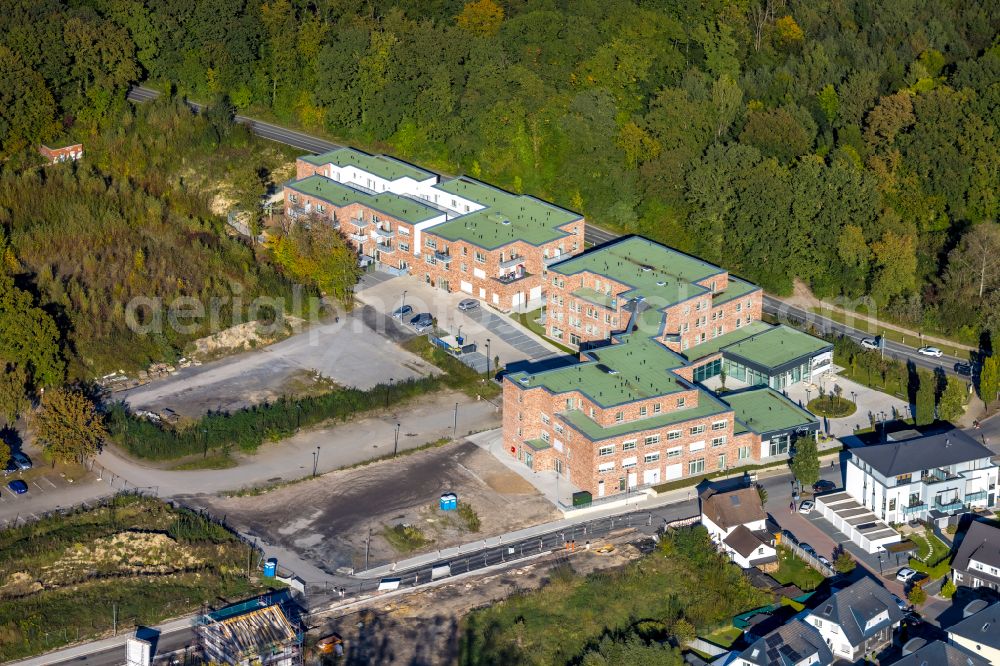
784, 371, 909, 438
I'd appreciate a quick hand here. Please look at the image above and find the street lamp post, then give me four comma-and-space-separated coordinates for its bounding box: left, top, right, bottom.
386, 377, 393, 408
393, 422, 401, 456
400, 290, 407, 313
485, 338, 491, 378
453, 402, 458, 439
806, 388, 812, 404
312, 446, 320, 477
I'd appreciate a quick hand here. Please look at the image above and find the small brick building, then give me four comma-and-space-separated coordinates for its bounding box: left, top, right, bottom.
39, 143, 83, 164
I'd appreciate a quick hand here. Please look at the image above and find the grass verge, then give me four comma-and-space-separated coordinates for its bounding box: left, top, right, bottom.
0, 494, 275, 662
773, 547, 825, 591
170, 452, 238, 470
810, 306, 970, 357
510, 310, 576, 355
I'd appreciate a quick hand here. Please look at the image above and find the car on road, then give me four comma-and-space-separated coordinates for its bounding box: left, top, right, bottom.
800, 543, 816, 556
391, 304, 413, 319
954, 362, 972, 376
861, 337, 880, 350
457, 298, 480, 311
812, 479, 836, 493
918, 346, 943, 358
409, 313, 433, 331
11, 452, 31, 470
817, 555, 832, 568
896, 567, 918, 583
798, 500, 815, 514
7, 479, 28, 494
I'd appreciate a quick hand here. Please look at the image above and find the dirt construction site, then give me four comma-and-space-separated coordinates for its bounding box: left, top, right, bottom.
190, 440, 559, 574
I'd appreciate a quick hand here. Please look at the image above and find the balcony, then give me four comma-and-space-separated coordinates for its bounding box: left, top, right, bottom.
495, 270, 531, 285
965, 491, 987, 503
348, 232, 368, 243
434, 251, 453, 263
902, 503, 927, 515
934, 498, 963, 512
543, 254, 567, 267
350, 217, 371, 229
374, 227, 395, 239
499, 255, 526, 270
922, 469, 959, 484
375, 242, 395, 254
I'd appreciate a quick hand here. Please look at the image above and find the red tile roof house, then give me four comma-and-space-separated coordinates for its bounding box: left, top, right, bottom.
39, 143, 83, 164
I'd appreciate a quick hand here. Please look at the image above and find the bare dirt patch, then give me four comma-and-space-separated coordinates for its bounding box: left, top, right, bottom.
307, 536, 647, 665
190, 440, 559, 574
483, 470, 535, 494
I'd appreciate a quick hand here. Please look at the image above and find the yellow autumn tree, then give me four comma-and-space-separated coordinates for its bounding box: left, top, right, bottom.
268, 222, 362, 304
456, 0, 504, 37
774, 15, 804, 49
617, 121, 662, 168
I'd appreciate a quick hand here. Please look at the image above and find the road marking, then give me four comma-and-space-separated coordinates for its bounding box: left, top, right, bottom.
44, 477, 58, 489
32, 481, 45, 493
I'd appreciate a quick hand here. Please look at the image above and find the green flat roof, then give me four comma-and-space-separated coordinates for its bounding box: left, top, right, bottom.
723, 388, 817, 435
713, 277, 761, 304
287, 175, 442, 225
721, 325, 831, 370
550, 237, 723, 309
429, 177, 581, 249
300, 147, 434, 182
559, 394, 728, 441
572, 287, 615, 308
684, 321, 774, 362
507, 335, 687, 407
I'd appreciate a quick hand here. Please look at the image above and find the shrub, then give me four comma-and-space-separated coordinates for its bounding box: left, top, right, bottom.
940, 578, 956, 599
457, 501, 481, 532
834, 551, 856, 574
908, 586, 927, 606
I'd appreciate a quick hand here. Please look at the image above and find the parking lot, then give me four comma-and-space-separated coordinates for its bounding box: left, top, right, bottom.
0, 455, 114, 527
355, 270, 562, 369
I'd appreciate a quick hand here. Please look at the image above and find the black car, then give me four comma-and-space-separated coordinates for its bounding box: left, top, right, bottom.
954, 362, 972, 377
813, 479, 836, 493
409, 312, 433, 331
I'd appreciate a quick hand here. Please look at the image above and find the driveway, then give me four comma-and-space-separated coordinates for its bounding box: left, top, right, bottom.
122, 304, 435, 418
355, 270, 563, 368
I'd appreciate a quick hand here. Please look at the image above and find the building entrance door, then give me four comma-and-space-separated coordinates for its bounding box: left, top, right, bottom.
627, 473, 637, 489
597, 480, 605, 497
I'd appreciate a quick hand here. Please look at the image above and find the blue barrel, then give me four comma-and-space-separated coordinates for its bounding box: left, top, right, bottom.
263, 558, 277, 577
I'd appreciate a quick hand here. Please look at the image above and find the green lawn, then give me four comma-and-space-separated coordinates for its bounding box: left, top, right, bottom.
703, 625, 743, 648
510, 309, 576, 355
807, 396, 857, 418
773, 547, 825, 591
458, 527, 770, 665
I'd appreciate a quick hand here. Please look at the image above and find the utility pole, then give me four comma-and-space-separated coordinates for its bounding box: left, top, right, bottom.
386, 377, 393, 408
364, 526, 372, 570
485, 338, 491, 378
394, 423, 401, 456
312, 446, 320, 477
453, 403, 458, 439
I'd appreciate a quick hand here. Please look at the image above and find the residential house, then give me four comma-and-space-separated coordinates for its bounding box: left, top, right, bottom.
39, 143, 83, 164
802, 576, 904, 662
701, 486, 777, 568
948, 602, 1000, 665
731, 619, 833, 666
888, 640, 990, 666
952, 521, 1000, 599
844, 430, 998, 525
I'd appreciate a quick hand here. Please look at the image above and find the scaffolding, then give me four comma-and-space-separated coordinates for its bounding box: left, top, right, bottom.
196, 596, 303, 666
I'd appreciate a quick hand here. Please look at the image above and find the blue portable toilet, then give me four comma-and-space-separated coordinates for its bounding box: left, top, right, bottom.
439, 493, 458, 511
263, 558, 277, 578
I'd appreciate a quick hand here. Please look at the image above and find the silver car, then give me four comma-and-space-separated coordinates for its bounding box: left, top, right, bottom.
458, 298, 479, 311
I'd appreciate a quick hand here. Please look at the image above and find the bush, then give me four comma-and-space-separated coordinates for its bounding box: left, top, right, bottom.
908, 585, 927, 606
457, 501, 481, 532
834, 551, 856, 574
940, 578, 956, 599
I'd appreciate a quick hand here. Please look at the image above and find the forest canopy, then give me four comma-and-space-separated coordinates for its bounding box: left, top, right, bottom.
1, 0, 999, 344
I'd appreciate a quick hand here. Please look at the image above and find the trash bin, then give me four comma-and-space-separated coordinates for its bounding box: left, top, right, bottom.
572, 491, 592, 507
263, 558, 277, 578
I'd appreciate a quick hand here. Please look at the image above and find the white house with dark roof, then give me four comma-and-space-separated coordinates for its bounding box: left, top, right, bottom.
731, 619, 833, 666
947, 602, 1000, 664
802, 576, 904, 662
888, 640, 990, 666
701, 486, 777, 568
952, 521, 1000, 599
844, 430, 998, 526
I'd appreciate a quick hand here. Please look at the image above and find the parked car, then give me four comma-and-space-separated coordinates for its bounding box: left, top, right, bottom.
954, 362, 972, 376
391, 304, 413, 319
861, 337, 880, 350
817, 555, 832, 567
798, 500, 815, 514
812, 479, 836, 493
892, 594, 909, 611
800, 543, 816, 556
457, 298, 479, 311
409, 312, 433, 331
11, 452, 31, 471
917, 346, 943, 358
896, 567, 918, 583
780, 530, 798, 546
6, 479, 28, 495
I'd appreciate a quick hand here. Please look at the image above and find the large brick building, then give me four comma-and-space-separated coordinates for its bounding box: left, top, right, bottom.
285, 148, 583, 311
503, 236, 832, 499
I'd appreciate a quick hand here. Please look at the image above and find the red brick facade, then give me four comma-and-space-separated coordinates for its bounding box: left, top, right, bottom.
39, 144, 83, 164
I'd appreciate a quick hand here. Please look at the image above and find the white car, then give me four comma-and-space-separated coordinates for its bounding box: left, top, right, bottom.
457, 298, 480, 311
818, 555, 832, 568
861, 337, 879, 350
798, 500, 815, 514
918, 346, 943, 358
896, 567, 918, 583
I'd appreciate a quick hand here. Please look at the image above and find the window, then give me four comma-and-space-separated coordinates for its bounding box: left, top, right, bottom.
615, 411, 624, 423
474, 251, 486, 264
554, 423, 564, 434
644, 452, 660, 463
689, 458, 705, 475
735, 318, 742, 329
541, 413, 550, 425
677, 397, 687, 408
289, 194, 298, 202
689, 441, 705, 452
644, 434, 660, 446
737, 446, 751, 460
599, 445, 615, 457
888, 498, 896, 511
690, 424, 706, 435
399, 242, 410, 252
653, 403, 661, 414
736, 303, 742, 313
711, 436, 727, 447
622, 440, 637, 451
460, 262, 467, 272
667, 447, 682, 458
425, 237, 437, 249
667, 430, 681, 440
895, 474, 912, 485
712, 420, 727, 431
540, 431, 550, 443
718, 453, 727, 469
317, 204, 325, 213
639, 406, 647, 417
598, 461, 615, 472
622, 457, 637, 469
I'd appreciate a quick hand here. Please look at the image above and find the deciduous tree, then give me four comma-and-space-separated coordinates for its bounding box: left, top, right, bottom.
937, 377, 967, 422
790, 435, 820, 488
33, 387, 107, 464
456, 0, 504, 37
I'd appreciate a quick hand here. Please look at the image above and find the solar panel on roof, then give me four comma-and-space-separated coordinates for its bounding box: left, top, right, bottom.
766, 634, 782, 647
